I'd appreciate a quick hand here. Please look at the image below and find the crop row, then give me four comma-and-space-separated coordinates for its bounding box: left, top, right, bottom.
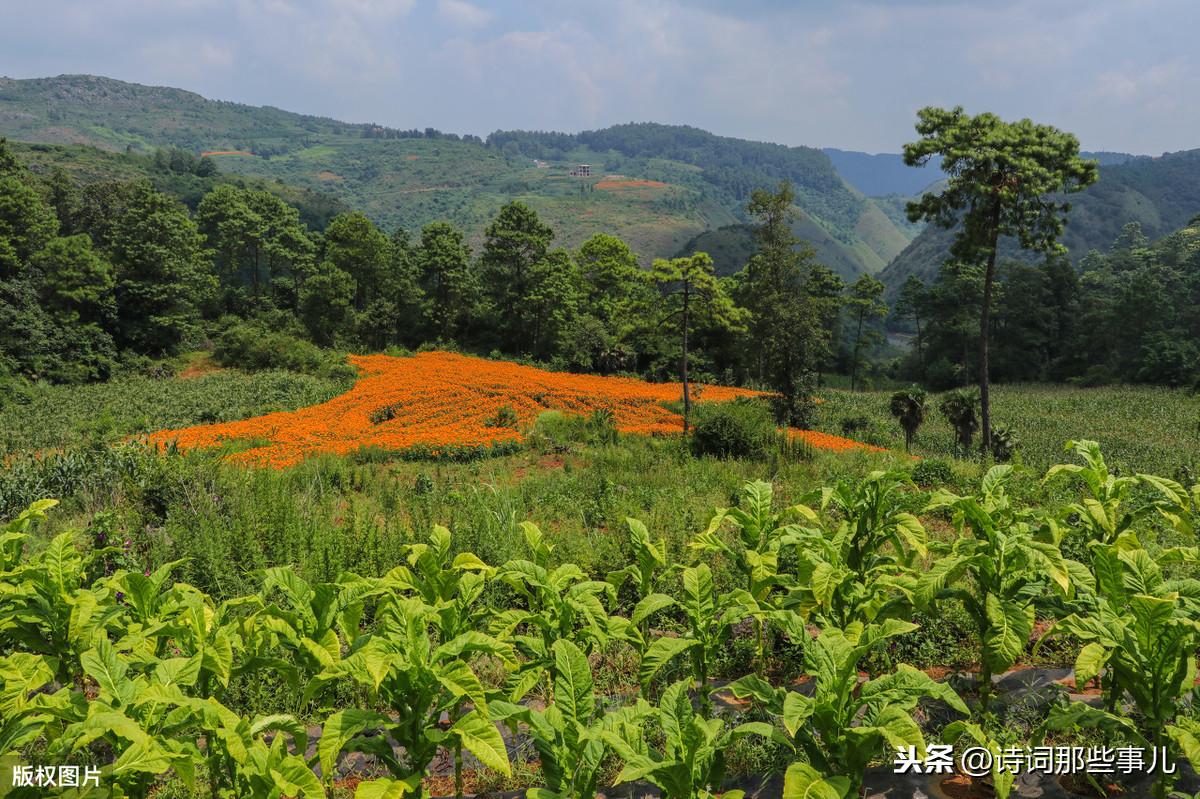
2, 442, 1200, 798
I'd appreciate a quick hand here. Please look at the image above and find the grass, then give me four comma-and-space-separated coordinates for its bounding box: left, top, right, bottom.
0, 365, 349, 456
815, 382, 1200, 477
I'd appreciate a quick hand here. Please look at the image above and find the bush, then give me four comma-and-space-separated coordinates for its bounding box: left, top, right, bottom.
911, 458, 955, 487
689, 397, 780, 460
214, 323, 355, 381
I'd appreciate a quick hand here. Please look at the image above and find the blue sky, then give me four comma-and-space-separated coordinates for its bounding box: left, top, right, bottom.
2, 0, 1197, 154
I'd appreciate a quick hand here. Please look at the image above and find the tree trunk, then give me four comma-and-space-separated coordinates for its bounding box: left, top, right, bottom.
851, 308, 865, 391
915, 313, 925, 380
682, 281, 691, 435
979, 208, 1002, 458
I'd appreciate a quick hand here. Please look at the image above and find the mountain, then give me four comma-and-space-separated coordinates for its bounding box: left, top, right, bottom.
824, 148, 1140, 198
878, 148, 1200, 302
0, 74, 918, 278
822, 149, 942, 197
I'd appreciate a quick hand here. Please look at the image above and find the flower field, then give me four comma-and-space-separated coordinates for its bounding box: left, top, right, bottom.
145, 351, 880, 466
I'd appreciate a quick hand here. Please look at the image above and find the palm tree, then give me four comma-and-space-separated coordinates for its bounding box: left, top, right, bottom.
888, 387, 927, 453
939, 388, 980, 455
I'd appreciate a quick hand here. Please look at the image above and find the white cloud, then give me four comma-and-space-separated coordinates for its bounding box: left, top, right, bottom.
1, 0, 1197, 153
437, 0, 492, 28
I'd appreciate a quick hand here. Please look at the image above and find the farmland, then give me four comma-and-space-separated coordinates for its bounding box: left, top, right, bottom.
4, 360, 1200, 797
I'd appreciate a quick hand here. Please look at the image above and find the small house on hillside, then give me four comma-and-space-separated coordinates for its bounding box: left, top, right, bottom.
568, 164, 592, 177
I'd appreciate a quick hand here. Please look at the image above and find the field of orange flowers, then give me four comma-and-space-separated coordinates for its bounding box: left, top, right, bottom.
146, 352, 883, 467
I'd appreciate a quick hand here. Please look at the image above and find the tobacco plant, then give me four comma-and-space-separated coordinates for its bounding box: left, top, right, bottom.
495, 639, 650, 799
728, 619, 968, 799
603, 678, 775, 799
919, 465, 1078, 714
637, 563, 752, 715
1039, 538, 1200, 798
783, 470, 927, 629
309, 594, 514, 796
690, 480, 813, 671
491, 523, 623, 700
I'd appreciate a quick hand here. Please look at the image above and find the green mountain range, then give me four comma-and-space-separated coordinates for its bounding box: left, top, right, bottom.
0, 74, 916, 279
878, 147, 1200, 300
3, 74, 1194, 294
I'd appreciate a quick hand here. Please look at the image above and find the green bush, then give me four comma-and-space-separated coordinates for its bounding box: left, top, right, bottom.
213, 322, 356, 381
911, 457, 954, 487
689, 397, 780, 460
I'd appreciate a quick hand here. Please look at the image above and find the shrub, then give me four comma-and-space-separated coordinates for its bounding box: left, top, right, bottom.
990, 424, 1020, 462
214, 322, 355, 381
484, 404, 519, 429
839, 415, 871, 437
689, 397, 780, 460
939, 387, 980, 454
911, 457, 954, 487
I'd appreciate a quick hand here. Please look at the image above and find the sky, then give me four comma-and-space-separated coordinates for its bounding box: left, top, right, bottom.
1, 0, 1197, 155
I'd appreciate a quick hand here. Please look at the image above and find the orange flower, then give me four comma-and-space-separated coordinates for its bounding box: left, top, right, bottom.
147, 352, 880, 467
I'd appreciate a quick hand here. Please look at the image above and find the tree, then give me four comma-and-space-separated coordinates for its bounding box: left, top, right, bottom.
568, 233, 652, 372
480, 201, 554, 353
322, 212, 389, 311
299, 262, 354, 346
31, 235, 115, 326
846, 274, 887, 391
0, 176, 59, 279
524, 249, 581, 359
895, 275, 928, 379
888, 387, 927, 453
357, 228, 424, 348
903, 107, 1098, 455
652, 252, 745, 434
416, 221, 476, 342
107, 182, 214, 355
738, 182, 834, 426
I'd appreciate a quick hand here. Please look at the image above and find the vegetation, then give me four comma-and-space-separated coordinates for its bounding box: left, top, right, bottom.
4, 438, 1200, 797
902, 106, 1100, 453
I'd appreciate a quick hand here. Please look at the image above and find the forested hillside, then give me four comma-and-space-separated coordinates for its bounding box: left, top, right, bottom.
880, 147, 1200, 300
0, 74, 917, 278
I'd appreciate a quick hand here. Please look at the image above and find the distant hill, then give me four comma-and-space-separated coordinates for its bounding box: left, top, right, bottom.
822, 149, 942, 197
824, 148, 1140, 198
0, 74, 920, 278
878, 148, 1200, 302
7, 140, 350, 229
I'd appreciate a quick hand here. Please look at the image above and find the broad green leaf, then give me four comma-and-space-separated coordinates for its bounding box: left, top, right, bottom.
638, 636, 696, 693
1074, 642, 1107, 689
551, 638, 594, 725
982, 595, 1033, 673
318, 709, 388, 782
355, 777, 417, 798
450, 710, 510, 776
782, 762, 849, 799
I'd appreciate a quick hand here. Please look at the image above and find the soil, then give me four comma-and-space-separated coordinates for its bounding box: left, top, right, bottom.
939, 774, 995, 799
178, 357, 222, 379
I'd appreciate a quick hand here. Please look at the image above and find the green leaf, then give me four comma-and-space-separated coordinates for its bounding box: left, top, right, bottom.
355, 777, 418, 798
782, 762, 849, 799
272, 754, 326, 797
112, 739, 173, 777
631, 593, 676, 627
638, 636, 696, 693
551, 638, 594, 725
1074, 642, 1106, 689
983, 595, 1033, 674
450, 710, 510, 776
318, 709, 388, 782
81, 638, 131, 706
